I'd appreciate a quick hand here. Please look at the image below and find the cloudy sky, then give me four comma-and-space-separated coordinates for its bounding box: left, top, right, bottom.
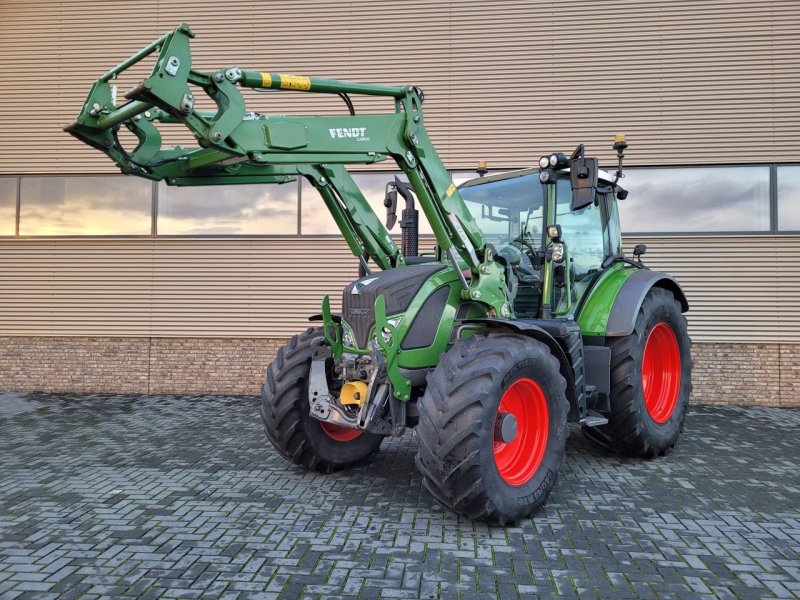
0, 178, 15, 235
10, 165, 795, 237
19, 176, 152, 236
618, 167, 771, 233
158, 182, 298, 235
777, 166, 800, 231
301, 172, 436, 236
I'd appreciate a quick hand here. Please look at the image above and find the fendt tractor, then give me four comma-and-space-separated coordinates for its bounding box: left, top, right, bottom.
67, 25, 692, 524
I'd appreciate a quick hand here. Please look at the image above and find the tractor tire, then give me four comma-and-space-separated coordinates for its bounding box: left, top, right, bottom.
260, 327, 383, 473
415, 333, 569, 525
584, 287, 692, 457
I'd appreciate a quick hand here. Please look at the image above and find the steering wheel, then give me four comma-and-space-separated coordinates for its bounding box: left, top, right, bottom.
509, 236, 544, 270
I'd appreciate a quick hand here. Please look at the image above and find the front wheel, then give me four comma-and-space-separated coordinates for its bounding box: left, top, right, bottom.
585, 287, 692, 457
415, 333, 569, 525
260, 328, 383, 473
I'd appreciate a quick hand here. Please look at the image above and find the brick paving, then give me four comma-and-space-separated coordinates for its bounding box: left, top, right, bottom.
0, 393, 798, 599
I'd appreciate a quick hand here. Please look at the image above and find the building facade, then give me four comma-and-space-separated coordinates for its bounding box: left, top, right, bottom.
0, 0, 798, 405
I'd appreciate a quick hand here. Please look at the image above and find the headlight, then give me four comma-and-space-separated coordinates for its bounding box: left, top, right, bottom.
551, 242, 565, 262
376, 316, 402, 346
549, 152, 567, 169
538, 156, 550, 169
342, 321, 356, 348
539, 169, 556, 184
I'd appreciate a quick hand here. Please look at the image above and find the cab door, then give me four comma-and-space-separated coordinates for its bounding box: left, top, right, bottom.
552, 181, 615, 314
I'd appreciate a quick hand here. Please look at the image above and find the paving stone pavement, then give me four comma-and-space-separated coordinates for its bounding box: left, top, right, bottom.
0, 394, 798, 600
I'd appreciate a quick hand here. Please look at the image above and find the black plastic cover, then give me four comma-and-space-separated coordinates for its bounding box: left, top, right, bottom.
342, 264, 445, 348
570, 157, 598, 211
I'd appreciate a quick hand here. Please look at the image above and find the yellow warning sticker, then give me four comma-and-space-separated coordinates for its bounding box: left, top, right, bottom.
279, 74, 312, 91
446, 183, 457, 197
260, 72, 273, 88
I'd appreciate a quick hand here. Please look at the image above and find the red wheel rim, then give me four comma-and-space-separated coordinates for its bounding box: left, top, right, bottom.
641, 322, 681, 424
493, 378, 549, 486
319, 421, 362, 442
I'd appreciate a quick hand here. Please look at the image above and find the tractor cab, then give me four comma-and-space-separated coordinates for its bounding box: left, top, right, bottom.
459, 165, 623, 319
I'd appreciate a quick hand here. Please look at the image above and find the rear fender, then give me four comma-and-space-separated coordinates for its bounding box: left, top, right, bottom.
578, 266, 688, 337
606, 270, 689, 337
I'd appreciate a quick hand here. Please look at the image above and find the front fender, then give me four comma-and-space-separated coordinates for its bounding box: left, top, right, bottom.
461, 317, 580, 418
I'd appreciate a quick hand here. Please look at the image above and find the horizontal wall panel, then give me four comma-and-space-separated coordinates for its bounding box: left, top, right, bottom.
0, 236, 797, 343
622, 236, 800, 343
1, 0, 800, 173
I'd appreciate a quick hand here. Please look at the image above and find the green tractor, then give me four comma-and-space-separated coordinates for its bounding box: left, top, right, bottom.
67, 24, 692, 524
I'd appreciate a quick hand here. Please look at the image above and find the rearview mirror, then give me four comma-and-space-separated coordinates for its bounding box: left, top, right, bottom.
384, 182, 398, 229
570, 156, 598, 211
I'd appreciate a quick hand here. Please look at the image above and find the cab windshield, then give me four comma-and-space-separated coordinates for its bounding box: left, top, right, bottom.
459, 171, 545, 273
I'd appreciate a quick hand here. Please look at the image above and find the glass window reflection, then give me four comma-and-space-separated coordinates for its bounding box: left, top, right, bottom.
0, 178, 16, 236
300, 178, 338, 234
20, 176, 152, 236
777, 166, 800, 231
158, 181, 298, 235
301, 172, 433, 235
618, 167, 770, 233
458, 171, 544, 240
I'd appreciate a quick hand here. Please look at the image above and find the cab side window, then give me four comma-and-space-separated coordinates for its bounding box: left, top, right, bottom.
555, 186, 606, 281
602, 192, 622, 257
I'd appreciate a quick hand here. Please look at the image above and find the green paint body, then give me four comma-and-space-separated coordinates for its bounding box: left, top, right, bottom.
576, 264, 637, 335
65, 24, 679, 404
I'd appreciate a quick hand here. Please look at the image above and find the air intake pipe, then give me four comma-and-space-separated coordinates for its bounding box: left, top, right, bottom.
394, 177, 419, 257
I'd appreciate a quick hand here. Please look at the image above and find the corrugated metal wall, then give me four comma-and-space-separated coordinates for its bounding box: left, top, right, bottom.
0, 236, 797, 343
0, 1, 798, 346
1, 0, 799, 173
623, 237, 799, 343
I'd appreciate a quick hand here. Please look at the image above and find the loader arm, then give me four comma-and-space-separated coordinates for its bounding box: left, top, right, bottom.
64, 23, 510, 317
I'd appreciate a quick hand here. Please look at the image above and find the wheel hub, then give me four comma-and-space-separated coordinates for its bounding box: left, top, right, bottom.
319, 420, 362, 442
494, 412, 518, 443
641, 322, 681, 424
493, 377, 549, 486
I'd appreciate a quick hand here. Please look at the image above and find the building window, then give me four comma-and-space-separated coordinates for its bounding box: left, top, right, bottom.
777, 166, 800, 232
0, 177, 16, 236
617, 166, 771, 233
5, 166, 800, 238
19, 176, 152, 236
157, 181, 299, 235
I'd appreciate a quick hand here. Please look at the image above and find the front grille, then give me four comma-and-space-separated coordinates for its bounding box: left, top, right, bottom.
341, 264, 446, 349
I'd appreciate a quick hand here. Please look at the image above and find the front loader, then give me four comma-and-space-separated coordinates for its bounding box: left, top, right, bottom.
66, 24, 692, 524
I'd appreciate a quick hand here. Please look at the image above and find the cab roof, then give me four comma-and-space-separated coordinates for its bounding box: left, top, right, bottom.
459, 166, 616, 189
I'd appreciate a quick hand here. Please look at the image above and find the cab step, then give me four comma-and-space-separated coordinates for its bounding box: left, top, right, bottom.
579, 411, 609, 427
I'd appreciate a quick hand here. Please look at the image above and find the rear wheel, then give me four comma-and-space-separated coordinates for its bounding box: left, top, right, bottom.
585, 287, 692, 456
415, 333, 569, 525
260, 328, 383, 472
